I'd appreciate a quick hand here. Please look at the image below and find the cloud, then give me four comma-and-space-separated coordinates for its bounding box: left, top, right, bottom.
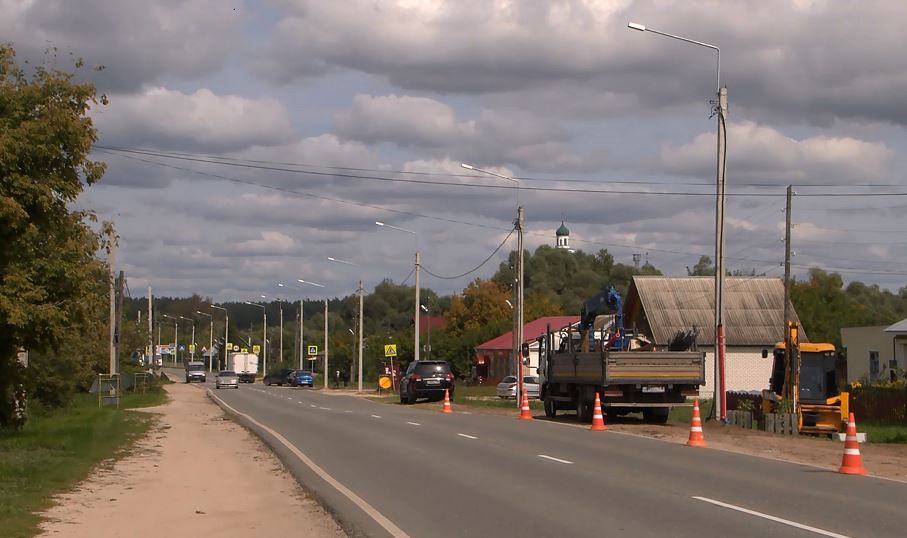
1, 0, 242, 91
94, 86, 295, 153
657, 121, 894, 184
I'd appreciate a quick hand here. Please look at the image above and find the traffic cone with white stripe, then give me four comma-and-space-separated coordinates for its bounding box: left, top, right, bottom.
442, 389, 453, 414
519, 390, 533, 420
686, 399, 706, 447
838, 412, 866, 475
590, 392, 607, 431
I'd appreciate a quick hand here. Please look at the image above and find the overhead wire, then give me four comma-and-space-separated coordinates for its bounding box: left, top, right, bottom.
421, 227, 515, 280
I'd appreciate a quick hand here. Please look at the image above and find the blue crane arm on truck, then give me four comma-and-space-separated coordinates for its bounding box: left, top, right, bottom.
540, 286, 705, 424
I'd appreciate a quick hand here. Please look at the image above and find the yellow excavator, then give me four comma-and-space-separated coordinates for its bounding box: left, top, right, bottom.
761, 322, 849, 435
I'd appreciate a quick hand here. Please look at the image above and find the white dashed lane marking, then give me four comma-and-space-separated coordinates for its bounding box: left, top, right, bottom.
538, 455, 573, 465
457, 433, 478, 440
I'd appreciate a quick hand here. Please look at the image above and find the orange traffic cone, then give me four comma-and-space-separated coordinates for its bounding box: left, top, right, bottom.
590, 393, 607, 431
838, 412, 867, 475
442, 389, 453, 414
519, 390, 533, 420
686, 400, 706, 447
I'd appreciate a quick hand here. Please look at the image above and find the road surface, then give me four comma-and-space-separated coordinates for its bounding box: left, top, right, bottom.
186, 375, 906, 538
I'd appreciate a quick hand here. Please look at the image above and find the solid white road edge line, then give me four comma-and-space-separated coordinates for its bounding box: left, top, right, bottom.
537, 454, 574, 465
692, 496, 851, 538
457, 433, 478, 439
208, 390, 411, 538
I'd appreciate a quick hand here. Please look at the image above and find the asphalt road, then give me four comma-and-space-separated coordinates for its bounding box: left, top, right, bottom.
176, 374, 906, 538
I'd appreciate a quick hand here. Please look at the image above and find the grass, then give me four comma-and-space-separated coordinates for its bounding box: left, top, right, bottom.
861, 422, 907, 443
668, 398, 714, 424
0, 387, 167, 538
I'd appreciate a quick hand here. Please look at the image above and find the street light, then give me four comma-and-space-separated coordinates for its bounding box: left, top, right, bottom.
375, 221, 421, 363
244, 301, 267, 377
328, 256, 366, 393
462, 163, 525, 408
209, 304, 229, 371
179, 316, 195, 361
262, 294, 285, 369
196, 311, 214, 372
278, 282, 307, 372
162, 314, 178, 365
628, 20, 728, 421
298, 279, 328, 388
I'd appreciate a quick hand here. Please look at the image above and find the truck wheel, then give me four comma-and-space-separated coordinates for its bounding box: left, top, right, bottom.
544, 397, 557, 418
643, 408, 670, 424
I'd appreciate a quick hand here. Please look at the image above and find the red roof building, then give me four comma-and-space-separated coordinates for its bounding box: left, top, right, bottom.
473, 316, 579, 382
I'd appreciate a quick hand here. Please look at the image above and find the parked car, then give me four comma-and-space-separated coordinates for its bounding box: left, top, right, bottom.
400, 360, 455, 404
291, 370, 314, 387
496, 376, 540, 399
263, 368, 296, 386
215, 370, 239, 389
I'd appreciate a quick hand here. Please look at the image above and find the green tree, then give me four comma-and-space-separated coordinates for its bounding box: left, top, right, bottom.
0, 45, 107, 426
687, 255, 715, 276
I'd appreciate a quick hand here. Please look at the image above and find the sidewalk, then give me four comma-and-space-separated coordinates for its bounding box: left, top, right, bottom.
38, 383, 345, 537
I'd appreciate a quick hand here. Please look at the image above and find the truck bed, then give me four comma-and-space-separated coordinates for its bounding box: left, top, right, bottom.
549, 350, 705, 386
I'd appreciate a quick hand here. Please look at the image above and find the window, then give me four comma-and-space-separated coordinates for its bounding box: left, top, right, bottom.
869, 351, 880, 381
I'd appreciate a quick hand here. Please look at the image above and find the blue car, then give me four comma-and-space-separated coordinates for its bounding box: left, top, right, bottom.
292, 370, 314, 387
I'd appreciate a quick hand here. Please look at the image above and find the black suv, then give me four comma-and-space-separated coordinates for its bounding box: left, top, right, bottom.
400, 360, 455, 404
263, 368, 295, 386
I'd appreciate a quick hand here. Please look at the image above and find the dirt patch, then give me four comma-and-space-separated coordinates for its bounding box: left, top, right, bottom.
37, 383, 346, 538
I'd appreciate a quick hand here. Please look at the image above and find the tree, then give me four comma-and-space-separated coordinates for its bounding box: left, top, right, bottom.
687, 256, 715, 276
0, 45, 107, 426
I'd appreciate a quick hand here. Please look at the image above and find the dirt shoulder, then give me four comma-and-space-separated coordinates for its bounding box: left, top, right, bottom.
366, 395, 907, 481
38, 383, 345, 538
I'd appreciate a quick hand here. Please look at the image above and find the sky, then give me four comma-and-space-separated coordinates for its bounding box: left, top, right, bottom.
5, 0, 907, 302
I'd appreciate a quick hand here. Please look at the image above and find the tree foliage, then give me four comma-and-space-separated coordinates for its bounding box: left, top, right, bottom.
1, 44, 108, 426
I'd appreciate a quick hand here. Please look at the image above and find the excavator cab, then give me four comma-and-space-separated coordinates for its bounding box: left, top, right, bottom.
766, 342, 849, 434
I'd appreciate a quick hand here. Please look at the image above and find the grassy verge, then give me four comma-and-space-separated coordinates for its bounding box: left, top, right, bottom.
0, 387, 167, 538
861, 422, 907, 443
669, 399, 714, 424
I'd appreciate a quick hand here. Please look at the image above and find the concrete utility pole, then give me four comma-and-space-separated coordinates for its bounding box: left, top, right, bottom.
414, 251, 421, 362
210, 304, 228, 370
108, 242, 117, 375
783, 185, 794, 403
324, 299, 329, 388
147, 287, 153, 366
358, 280, 364, 393
516, 206, 525, 407
299, 301, 305, 370
279, 301, 284, 367
115, 270, 124, 371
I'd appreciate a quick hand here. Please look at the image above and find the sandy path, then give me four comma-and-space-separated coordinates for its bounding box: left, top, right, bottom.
38, 383, 345, 538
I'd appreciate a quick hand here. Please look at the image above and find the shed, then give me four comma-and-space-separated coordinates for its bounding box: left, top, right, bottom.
624, 276, 804, 395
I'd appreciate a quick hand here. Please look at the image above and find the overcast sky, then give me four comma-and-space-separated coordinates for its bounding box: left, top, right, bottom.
6, 0, 907, 301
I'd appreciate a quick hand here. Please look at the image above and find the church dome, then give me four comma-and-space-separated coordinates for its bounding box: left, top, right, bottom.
556, 221, 570, 236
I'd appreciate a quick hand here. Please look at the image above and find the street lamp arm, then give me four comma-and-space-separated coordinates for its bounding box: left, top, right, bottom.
460, 163, 518, 183
375, 221, 417, 235
627, 21, 720, 91
297, 279, 326, 288
327, 256, 361, 267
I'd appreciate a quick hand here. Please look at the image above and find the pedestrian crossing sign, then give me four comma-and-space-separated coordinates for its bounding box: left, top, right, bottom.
307, 345, 318, 356
384, 344, 397, 357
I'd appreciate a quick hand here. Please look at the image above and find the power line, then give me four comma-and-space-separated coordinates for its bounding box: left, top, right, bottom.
422, 227, 515, 280
97, 147, 907, 198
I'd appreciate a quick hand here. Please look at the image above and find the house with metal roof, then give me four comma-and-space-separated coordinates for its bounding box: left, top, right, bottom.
623, 276, 804, 396
473, 316, 579, 383
841, 319, 907, 383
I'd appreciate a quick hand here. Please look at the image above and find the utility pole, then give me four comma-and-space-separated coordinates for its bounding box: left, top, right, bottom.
714, 86, 729, 422
516, 206, 525, 408
299, 299, 306, 370
358, 280, 364, 393
147, 287, 153, 367
324, 299, 329, 388
115, 271, 125, 370
279, 301, 284, 367
414, 251, 421, 362
108, 242, 117, 375
783, 185, 794, 403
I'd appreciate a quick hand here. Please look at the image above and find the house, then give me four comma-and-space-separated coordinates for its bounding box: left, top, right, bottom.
473, 316, 579, 382
841, 319, 907, 383
623, 276, 803, 396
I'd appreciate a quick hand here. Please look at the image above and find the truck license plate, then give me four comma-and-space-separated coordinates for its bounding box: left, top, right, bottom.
642, 386, 665, 393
